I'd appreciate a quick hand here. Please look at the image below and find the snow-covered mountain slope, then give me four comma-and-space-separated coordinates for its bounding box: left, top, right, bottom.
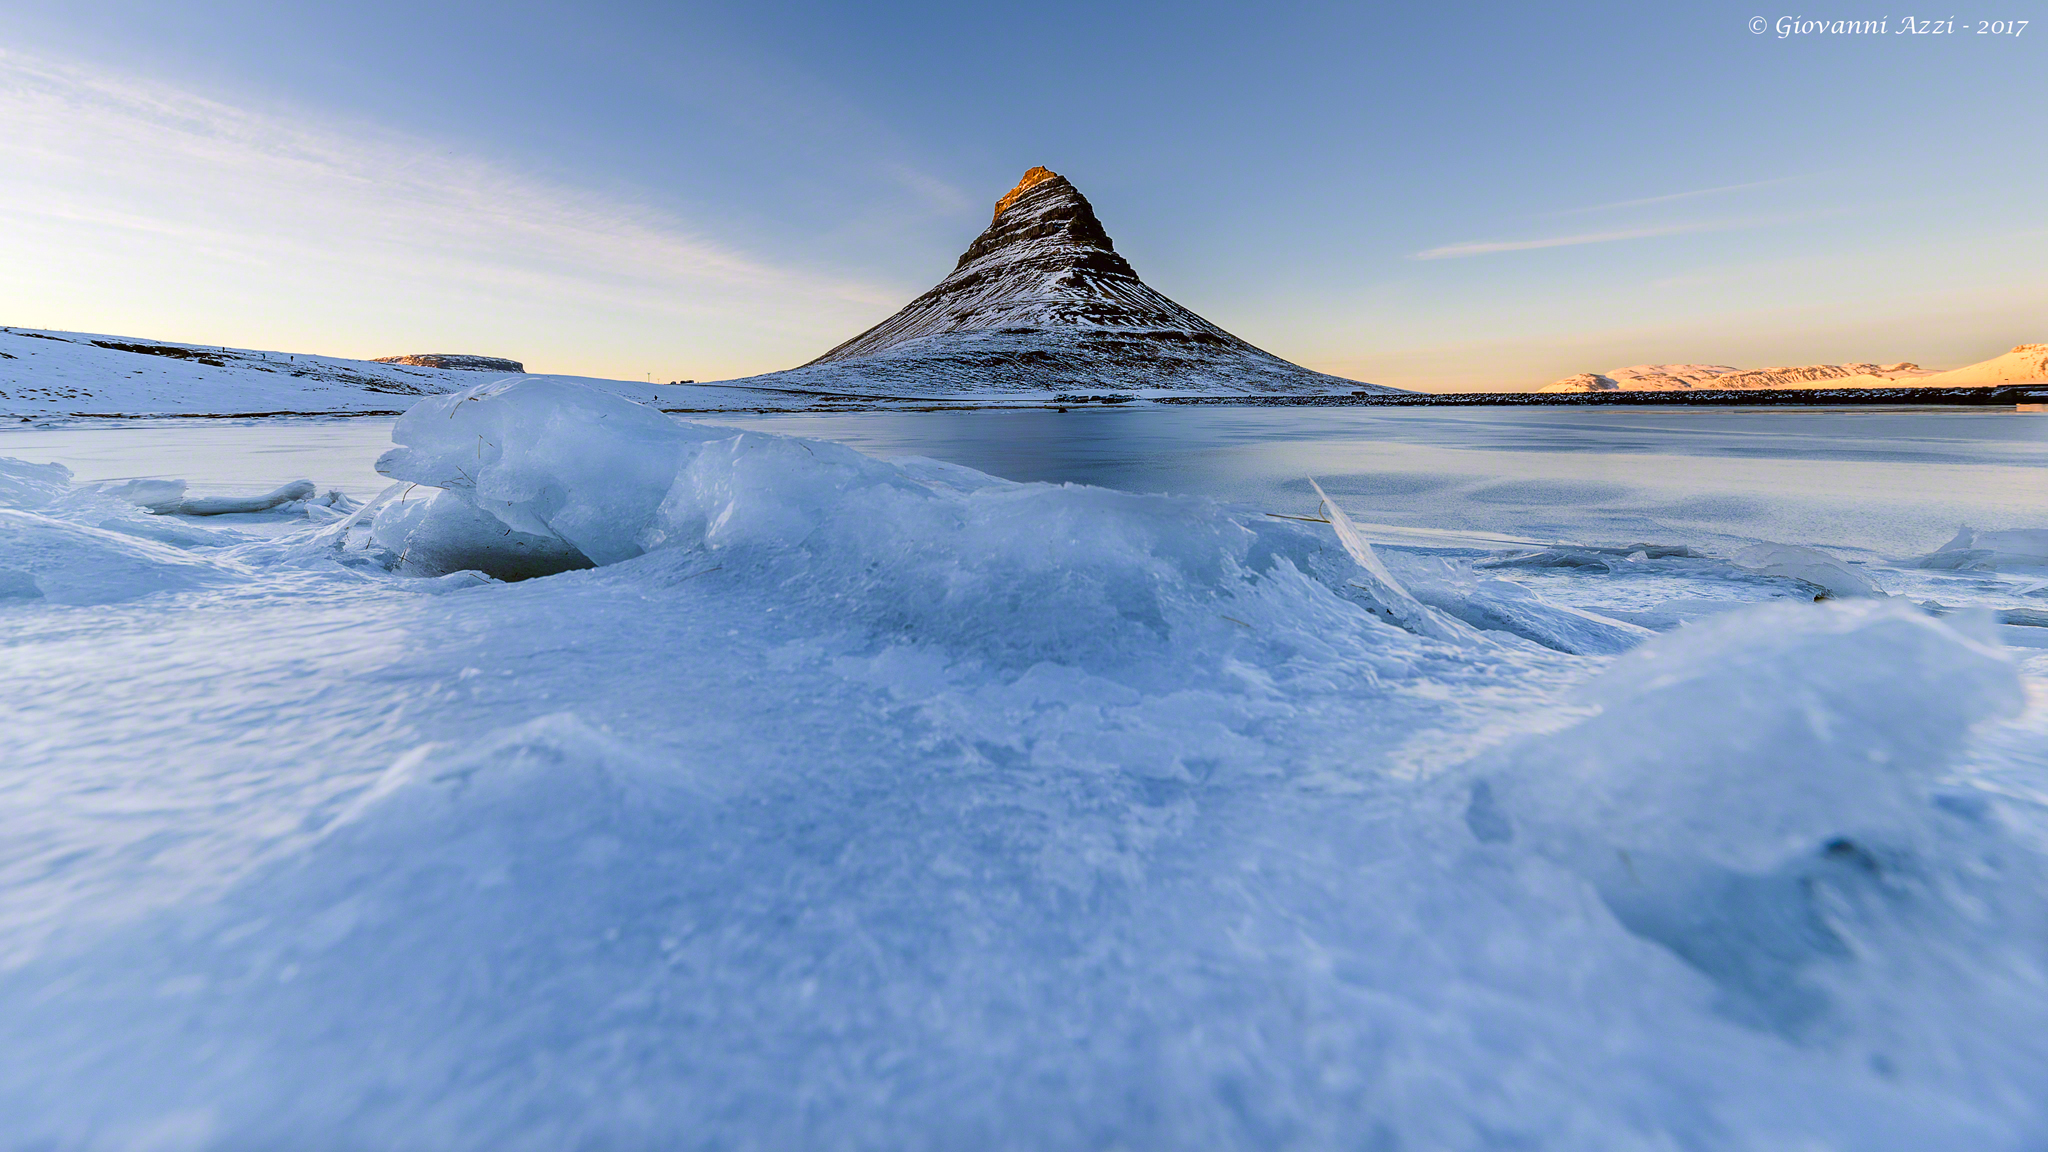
0, 327, 492, 414
1541, 362, 1933, 393
1540, 347, 2046, 394
0, 327, 803, 417
709, 167, 1395, 398
1916, 344, 2048, 387
1713, 362, 1933, 389
1613, 364, 1743, 388
1542, 365, 1739, 392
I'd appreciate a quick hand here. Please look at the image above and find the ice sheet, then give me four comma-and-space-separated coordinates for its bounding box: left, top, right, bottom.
3, 383, 2047, 1150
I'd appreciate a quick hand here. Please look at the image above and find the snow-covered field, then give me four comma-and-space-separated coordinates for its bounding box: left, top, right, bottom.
3, 381, 2047, 1150
0, 326, 821, 417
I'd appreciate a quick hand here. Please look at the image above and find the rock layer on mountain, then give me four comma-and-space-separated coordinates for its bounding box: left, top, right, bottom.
712, 167, 1391, 397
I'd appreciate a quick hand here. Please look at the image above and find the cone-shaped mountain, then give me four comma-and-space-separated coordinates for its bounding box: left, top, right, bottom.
715, 168, 1392, 397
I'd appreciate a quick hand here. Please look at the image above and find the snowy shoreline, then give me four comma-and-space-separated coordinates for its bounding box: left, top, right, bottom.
12, 324, 2048, 420
18, 381, 2048, 422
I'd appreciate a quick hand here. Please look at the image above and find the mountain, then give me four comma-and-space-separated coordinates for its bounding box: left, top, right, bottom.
709, 167, 1393, 397
1540, 345, 2048, 393
1541, 360, 1942, 393
1541, 365, 1743, 392
1913, 344, 2048, 387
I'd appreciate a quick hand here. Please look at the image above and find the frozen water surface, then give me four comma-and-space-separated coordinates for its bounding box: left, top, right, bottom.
2, 390, 2046, 1150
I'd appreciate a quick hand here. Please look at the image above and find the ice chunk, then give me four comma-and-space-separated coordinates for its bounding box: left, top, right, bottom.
0, 458, 73, 509
1905, 527, 2048, 571
367, 379, 908, 580
84, 477, 188, 512
1732, 542, 1881, 599
1410, 575, 1654, 655
361, 380, 1443, 673
1599, 597, 1768, 631
647, 423, 937, 558
1477, 542, 1706, 573
173, 479, 317, 516
0, 508, 225, 604
1307, 478, 1473, 642
370, 486, 591, 580
376, 377, 722, 566
1475, 598, 2020, 874
1466, 600, 2025, 1028
9, 461, 353, 526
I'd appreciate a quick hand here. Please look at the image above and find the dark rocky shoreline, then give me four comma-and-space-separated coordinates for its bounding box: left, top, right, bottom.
28, 382, 2048, 420
1154, 383, 2048, 407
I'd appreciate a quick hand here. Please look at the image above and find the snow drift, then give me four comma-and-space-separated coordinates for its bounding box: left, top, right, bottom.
1906, 526, 2048, 571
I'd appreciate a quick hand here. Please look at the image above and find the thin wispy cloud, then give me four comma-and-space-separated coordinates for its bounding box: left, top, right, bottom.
0, 48, 895, 374
1412, 220, 1745, 260
1548, 177, 1801, 217
885, 164, 975, 215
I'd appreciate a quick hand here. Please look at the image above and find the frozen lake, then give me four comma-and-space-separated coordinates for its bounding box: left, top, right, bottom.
8, 404, 2046, 556
5, 392, 2048, 1149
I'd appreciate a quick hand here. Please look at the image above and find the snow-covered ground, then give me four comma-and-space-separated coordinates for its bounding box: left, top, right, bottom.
3, 380, 2047, 1149
0, 326, 832, 417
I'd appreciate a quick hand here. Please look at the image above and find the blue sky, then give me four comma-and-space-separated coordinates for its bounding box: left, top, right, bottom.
1, 0, 2041, 389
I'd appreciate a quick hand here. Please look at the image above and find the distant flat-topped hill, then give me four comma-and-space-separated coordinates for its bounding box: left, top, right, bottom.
708, 167, 1395, 398
373, 354, 525, 373
1541, 345, 2048, 393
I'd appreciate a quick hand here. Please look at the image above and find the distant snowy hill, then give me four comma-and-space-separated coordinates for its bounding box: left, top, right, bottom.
1542, 362, 1932, 393
1540, 346, 2047, 393
0, 327, 800, 418
1914, 343, 2048, 387
707, 167, 1395, 398
1542, 365, 1741, 392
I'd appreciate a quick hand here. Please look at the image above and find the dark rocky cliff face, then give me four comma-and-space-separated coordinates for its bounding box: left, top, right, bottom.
720, 168, 1389, 397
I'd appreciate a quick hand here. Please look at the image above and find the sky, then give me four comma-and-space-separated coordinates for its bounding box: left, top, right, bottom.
0, 0, 2041, 391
